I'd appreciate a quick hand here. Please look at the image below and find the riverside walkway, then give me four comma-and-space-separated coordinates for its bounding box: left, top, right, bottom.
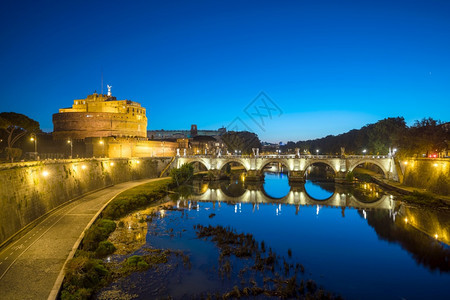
0, 178, 166, 300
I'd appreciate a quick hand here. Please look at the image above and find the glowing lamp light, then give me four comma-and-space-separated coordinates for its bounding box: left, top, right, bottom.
110, 162, 114, 166
434, 163, 438, 167
404, 217, 408, 223
42, 171, 49, 177
81, 165, 87, 170
403, 161, 408, 165
30, 137, 35, 141
136, 160, 140, 164
99, 140, 104, 145
434, 234, 438, 239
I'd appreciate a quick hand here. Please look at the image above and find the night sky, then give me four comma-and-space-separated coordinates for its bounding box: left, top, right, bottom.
1, 0, 449, 142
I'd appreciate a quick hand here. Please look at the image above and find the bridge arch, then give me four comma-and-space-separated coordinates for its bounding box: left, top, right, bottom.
257, 159, 291, 174
217, 158, 249, 172
178, 157, 210, 171
303, 161, 338, 181
348, 160, 389, 178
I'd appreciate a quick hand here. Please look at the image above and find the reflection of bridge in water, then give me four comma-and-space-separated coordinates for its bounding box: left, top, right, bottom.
189, 185, 395, 210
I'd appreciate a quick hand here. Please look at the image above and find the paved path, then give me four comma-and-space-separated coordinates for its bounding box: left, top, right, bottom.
0, 178, 165, 300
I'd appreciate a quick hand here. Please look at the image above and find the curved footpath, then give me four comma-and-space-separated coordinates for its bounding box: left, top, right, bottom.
0, 177, 167, 300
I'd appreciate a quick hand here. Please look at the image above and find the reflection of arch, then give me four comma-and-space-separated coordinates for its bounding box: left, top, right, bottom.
258, 160, 290, 174
261, 172, 291, 200
220, 181, 246, 197
303, 161, 337, 178
349, 160, 388, 178
260, 186, 290, 201
304, 181, 335, 201
219, 159, 248, 172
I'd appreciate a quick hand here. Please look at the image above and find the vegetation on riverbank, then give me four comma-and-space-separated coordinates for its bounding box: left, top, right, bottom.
402, 191, 449, 208
61, 179, 171, 300
195, 224, 342, 299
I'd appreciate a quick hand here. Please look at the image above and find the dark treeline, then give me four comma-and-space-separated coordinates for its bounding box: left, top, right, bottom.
281, 117, 449, 157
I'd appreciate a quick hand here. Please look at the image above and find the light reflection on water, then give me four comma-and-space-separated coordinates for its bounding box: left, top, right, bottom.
101, 173, 450, 300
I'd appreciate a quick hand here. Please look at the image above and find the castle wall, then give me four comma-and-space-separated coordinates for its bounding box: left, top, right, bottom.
0, 157, 171, 245
53, 112, 147, 140
86, 137, 178, 158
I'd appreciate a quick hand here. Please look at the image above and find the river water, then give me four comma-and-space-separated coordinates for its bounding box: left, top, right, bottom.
99, 172, 450, 299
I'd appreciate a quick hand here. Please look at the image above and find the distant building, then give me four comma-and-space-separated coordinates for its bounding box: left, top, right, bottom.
148, 124, 226, 140
53, 92, 147, 140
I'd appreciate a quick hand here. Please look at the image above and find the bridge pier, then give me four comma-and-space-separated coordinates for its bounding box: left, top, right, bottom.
245, 170, 264, 181
334, 171, 348, 184
208, 169, 222, 180
288, 171, 305, 183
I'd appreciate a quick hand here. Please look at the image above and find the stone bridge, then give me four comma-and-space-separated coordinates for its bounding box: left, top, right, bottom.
176, 154, 399, 182
186, 185, 395, 210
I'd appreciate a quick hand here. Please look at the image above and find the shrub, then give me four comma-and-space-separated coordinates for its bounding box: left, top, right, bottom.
170, 163, 194, 186
95, 241, 116, 258
61, 257, 109, 300
126, 255, 149, 270
82, 219, 116, 251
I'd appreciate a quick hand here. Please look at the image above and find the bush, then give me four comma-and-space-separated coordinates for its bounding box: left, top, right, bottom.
95, 241, 116, 258
82, 219, 116, 251
127, 255, 149, 270
170, 163, 194, 186
61, 257, 109, 300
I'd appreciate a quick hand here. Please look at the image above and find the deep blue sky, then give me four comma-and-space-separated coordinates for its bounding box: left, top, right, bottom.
1, 0, 449, 142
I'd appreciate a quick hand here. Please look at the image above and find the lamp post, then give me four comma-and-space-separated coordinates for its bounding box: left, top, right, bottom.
363, 149, 367, 156
67, 139, 73, 159
30, 133, 37, 160
99, 139, 104, 157
316, 149, 319, 156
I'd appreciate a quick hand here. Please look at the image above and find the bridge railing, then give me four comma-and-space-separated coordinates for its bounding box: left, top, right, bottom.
179, 154, 390, 159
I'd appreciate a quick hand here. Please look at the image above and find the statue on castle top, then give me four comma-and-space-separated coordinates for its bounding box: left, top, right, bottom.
107, 85, 112, 96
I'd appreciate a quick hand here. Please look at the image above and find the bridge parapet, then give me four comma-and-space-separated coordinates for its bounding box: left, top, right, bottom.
176, 154, 399, 181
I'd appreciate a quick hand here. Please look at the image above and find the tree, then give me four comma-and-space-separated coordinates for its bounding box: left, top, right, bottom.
169, 163, 194, 186
0, 112, 40, 161
221, 131, 261, 154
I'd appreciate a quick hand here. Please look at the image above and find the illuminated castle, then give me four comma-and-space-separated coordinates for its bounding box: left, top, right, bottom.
52, 90, 147, 140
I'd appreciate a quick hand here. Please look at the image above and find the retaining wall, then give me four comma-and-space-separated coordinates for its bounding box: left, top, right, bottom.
0, 157, 171, 244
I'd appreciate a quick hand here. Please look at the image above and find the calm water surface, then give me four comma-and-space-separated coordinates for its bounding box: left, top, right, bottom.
100, 173, 450, 299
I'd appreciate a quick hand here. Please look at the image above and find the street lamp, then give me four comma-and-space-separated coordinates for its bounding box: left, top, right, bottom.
316, 149, 319, 155
30, 133, 37, 160
363, 149, 367, 156
99, 139, 104, 157
67, 139, 73, 159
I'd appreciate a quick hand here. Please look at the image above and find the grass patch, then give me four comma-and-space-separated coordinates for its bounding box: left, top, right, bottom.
102, 179, 171, 219
402, 191, 447, 207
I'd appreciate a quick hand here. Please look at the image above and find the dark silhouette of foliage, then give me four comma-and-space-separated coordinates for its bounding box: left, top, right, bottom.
282, 117, 448, 157
0, 112, 40, 161
221, 131, 261, 154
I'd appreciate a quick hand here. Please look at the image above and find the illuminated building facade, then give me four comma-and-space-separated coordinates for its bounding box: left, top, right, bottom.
53, 92, 147, 140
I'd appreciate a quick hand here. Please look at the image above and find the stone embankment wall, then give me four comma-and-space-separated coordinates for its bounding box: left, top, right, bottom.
400, 158, 449, 196
0, 157, 171, 245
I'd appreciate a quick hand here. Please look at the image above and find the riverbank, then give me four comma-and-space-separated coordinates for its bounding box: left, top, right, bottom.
0, 178, 166, 300
60, 178, 171, 300
353, 168, 450, 206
